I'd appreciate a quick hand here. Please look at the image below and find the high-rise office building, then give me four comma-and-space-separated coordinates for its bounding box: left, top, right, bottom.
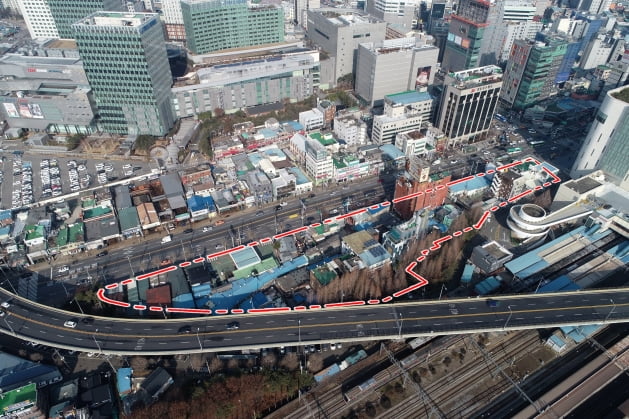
535, 31, 580, 83
181, 0, 284, 55
571, 86, 629, 190
500, 38, 565, 109
295, 0, 320, 27
366, 0, 416, 29
437, 65, 503, 144
441, 0, 505, 72
18, 0, 59, 39
47, 0, 123, 39
306, 11, 387, 85
160, 0, 187, 41
72, 12, 175, 136
355, 38, 439, 106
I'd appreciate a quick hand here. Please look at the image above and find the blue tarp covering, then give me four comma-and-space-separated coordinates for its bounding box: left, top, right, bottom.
116, 368, 133, 398
461, 263, 474, 284
474, 276, 501, 295
192, 283, 212, 298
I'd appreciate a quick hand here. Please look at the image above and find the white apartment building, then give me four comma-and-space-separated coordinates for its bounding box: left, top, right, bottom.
299, 108, 324, 131
395, 129, 436, 158
19, 0, 59, 39
334, 114, 368, 146
371, 90, 433, 145
305, 136, 333, 185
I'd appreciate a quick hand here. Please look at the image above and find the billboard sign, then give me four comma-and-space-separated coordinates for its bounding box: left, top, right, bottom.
415, 66, 432, 88
2, 103, 18, 118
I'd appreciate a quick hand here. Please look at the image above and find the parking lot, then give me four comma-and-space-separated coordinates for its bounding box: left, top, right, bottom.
0, 153, 152, 210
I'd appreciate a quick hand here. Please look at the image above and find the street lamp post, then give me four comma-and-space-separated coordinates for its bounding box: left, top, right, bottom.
605, 299, 616, 322
438, 284, 447, 300
126, 255, 135, 278
73, 298, 85, 315
504, 305, 513, 330
92, 329, 102, 353
2, 316, 15, 336
398, 313, 403, 338
196, 327, 203, 351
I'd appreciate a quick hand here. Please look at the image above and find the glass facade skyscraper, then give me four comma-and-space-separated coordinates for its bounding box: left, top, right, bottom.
72, 12, 175, 136
181, 0, 284, 55
47, 0, 123, 39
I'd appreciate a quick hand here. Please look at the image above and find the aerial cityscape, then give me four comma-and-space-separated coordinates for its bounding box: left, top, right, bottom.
0, 0, 628, 418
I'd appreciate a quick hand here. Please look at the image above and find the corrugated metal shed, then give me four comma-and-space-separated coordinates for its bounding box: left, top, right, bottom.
146, 285, 171, 306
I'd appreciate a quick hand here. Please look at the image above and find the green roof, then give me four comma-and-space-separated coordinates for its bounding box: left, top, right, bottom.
82, 198, 96, 208
24, 225, 44, 241
309, 132, 337, 146
0, 383, 37, 415
68, 222, 84, 244
333, 158, 346, 169
232, 257, 278, 280
83, 206, 112, 220
118, 207, 140, 231
313, 266, 337, 285
56, 226, 69, 247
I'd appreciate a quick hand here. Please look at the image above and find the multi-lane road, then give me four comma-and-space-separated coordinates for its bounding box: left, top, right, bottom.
38, 176, 393, 287
2, 286, 629, 355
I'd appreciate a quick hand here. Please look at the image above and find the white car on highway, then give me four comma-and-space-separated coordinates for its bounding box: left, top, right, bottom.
64, 320, 78, 328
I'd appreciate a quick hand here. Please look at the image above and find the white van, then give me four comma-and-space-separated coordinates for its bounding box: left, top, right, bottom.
161, 235, 172, 244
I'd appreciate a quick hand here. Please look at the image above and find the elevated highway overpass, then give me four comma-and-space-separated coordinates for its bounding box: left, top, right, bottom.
2, 287, 629, 355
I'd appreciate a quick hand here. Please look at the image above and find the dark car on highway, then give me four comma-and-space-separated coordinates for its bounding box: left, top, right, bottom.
226, 321, 240, 330
178, 325, 192, 334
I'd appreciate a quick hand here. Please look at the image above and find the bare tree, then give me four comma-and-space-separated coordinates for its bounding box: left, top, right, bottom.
130, 356, 149, 375
307, 353, 324, 372
261, 353, 278, 369
279, 352, 299, 371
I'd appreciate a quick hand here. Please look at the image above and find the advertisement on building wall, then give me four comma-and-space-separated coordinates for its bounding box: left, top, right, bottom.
415, 66, 432, 88
2, 102, 19, 118
18, 103, 44, 119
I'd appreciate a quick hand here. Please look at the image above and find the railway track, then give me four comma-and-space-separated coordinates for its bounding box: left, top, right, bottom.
374, 331, 540, 419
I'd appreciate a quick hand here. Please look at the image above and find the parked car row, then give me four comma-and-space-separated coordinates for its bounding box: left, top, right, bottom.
67, 160, 90, 191
12, 157, 33, 207
40, 158, 63, 199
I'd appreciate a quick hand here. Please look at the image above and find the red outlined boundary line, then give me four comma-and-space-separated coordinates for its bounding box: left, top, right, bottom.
96, 161, 561, 314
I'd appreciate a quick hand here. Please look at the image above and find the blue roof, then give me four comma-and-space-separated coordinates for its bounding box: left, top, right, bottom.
379, 144, 405, 160
287, 166, 310, 185
538, 275, 572, 293
517, 259, 549, 280
548, 335, 566, 347
561, 324, 602, 343
386, 90, 432, 105
248, 152, 263, 167
187, 195, 216, 212
209, 255, 309, 311
116, 368, 133, 397
261, 147, 286, 160
230, 246, 261, 269
461, 263, 474, 283
283, 120, 304, 131
0, 209, 12, 221
259, 128, 279, 139
474, 276, 501, 295
359, 245, 391, 267
0, 225, 11, 236
448, 176, 491, 194
505, 225, 588, 275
